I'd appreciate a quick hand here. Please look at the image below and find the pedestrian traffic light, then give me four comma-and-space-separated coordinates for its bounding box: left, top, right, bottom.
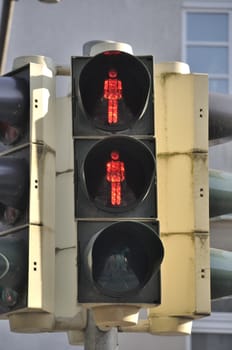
72, 50, 164, 329
0, 56, 56, 332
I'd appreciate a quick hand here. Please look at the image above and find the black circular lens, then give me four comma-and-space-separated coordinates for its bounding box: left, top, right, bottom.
1, 287, 18, 307
79, 51, 150, 131
91, 222, 164, 297
83, 136, 155, 212
0, 234, 28, 291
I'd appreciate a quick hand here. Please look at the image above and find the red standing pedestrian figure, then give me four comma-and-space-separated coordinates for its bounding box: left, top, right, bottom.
104, 69, 122, 124
106, 151, 125, 206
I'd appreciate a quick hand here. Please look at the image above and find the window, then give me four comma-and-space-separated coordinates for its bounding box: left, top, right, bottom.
183, 3, 232, 94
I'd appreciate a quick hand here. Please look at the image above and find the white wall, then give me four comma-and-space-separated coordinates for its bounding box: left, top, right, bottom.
5, 0, 183, 71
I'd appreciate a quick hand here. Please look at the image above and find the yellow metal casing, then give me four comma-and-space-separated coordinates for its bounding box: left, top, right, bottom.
148, 66, 210, 335
54, 96, 86, 333
6, 57, 56, 332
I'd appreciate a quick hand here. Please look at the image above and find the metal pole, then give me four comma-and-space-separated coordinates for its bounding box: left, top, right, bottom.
0, 0, 16, 74
84, 310, 119, 350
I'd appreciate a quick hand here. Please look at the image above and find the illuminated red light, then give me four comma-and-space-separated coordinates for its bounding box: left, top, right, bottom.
106, 151, 125, 206
103, 51, 121, 56
104, 69, 122, 125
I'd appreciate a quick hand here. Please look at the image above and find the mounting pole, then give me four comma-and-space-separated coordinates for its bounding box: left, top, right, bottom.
84, 311, 119, 350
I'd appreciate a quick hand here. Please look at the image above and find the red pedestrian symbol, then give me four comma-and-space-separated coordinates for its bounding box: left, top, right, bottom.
106, 151, 125, 206
104, 69, 122, 124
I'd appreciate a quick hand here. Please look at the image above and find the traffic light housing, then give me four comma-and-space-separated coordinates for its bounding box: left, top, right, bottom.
0, 57, 56, 332
72, 51, 164, 328
147, 63, 210, 335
